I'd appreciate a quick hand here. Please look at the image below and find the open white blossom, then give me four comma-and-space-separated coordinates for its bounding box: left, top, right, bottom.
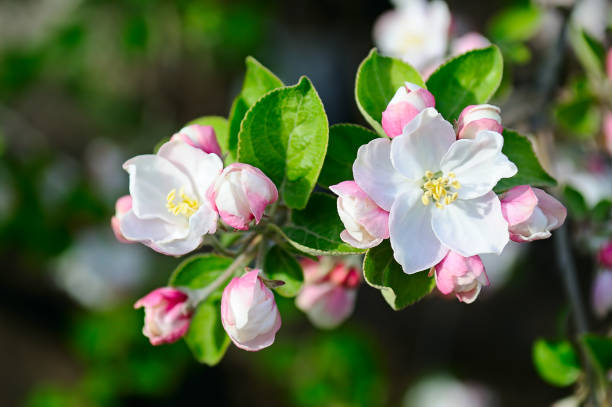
353, 108, 517, 274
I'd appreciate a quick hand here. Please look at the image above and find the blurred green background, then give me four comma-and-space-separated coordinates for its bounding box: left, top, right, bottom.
0, 0, 600, 406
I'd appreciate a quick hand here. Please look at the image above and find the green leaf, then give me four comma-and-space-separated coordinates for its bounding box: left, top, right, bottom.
569, 26, 606, 77
581, 334, 612, 377
591, 199, 612, 222
318, 124, 377, 187
355, 48, 424, 135
554, 96, 601, 139
488, 5, 542, 42
228, 57, 284, 160
186, 116, 231, 161
169, 254, 233, 296
493, 129, 557, 193
562, 185, 588, 218
363, 240, 435, 310
532, 339, 582, 387
238, 76, 329, 209
276, 193, 365, 256
263, 245, 304, 297
184, 298, 231, 366
426, 46, 503, 122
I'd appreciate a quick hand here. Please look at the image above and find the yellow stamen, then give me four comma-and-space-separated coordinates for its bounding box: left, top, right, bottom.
420, 170, 461, 209
166, 187, 200, 217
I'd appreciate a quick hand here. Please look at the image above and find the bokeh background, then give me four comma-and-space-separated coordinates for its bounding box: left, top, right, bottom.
0, 0, 608, 406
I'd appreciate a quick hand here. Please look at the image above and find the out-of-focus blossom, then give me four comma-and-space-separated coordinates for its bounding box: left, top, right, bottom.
572, 0, 610, 41
119, 141, 222, 256
221, 269, 281, 351
598, 241, 612, 268
171, 124, 222, 157
604, 112, 612, 156
373, 0, 451, 70
450, 32, 491, 56
207, 163, 278, 231
329, 181, 389, 249
381, 83, 436, 138
403, 374, 497, 407
592, 270, 612, 318
134, 287, 194, 346
111, 195, 133, 243
456, 104, 503, 140
555, 151, 612, 206
434, 251, 489, 303
500, 185, 566, 242
296, 257, 361, 329
607, 48, 612, 80
353, 108, 516, 274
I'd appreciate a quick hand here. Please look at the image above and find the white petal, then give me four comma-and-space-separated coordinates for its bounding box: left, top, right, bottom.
391, 108, 455, 179
389, 189, 448, 274
158, 141, 223, 199
431, 192, 509, 257
123, 155, 192, 225
353, 138, 410, 211
120, 210, 187, 243
440, 130, 517, 199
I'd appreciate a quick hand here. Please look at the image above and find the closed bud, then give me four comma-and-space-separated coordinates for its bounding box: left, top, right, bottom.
171, 124, 222, 157
598, 241, 612, 268
208, 163, 278, 231
134, 287, 193, 345
456, 104, 503, 140
381, 83, 436, 138
221, 269, 281, 351
435, 251, 489, 304
329, 181, 390, 249
500, 185, 567, 242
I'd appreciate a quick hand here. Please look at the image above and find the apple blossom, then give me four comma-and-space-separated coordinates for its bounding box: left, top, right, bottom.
450, 32, 491, 56
296, 257, 360, 329
598, 241, 612, 268
111, 195, 133, 243
221, 269, 281, 351
134, 287, 194, 346
456, 104, 503, 140
604, 112, 612, 156
434, 250, 489, 304
373, 0, 450, 70
171, 124, 222, 157
381, 83, 436, 138
329, 181, 389, 249
592, 270, 612, 318
119, 140, 222, 256
500, 185, 567, 242
207, 163, 278, 231
353, 108, 517, 274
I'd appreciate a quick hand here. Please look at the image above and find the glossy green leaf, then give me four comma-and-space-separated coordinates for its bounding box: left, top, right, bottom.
591, 199, 612, 222
562, 185, 588, 218
426, 46, 503, 121
318, 124, 377, 188
554, 96, 601, 139
488, 5, 542, 42
355, 48, 424, 135
184, 298, 231, 366
169, 254, 233, 296
264, 245, 304, 297
228, 57, 283, 159
532, 339, 582, 387
187, 116, 231, 161
569, 26, 606, 77
276, 193, 365, 256
363, 240, 435, 310
581, 334, 612, 377
238, 76, 329, 209
493, 129, 557, 193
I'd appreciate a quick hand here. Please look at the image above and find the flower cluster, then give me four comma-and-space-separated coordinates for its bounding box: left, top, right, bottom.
331, 82, 566, 303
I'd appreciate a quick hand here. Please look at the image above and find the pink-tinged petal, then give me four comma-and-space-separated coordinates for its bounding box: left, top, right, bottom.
240, 164, 278, 223
414, 87, 436, 108
296, 283, 357, 329
607, 48, 612, 80
134, 287, 192, 346
532, 188, 567, 231
382, 101, 421, 138
604, 112, 612, 156
296, 282, 336, 310
459, 119, 504, 140
340, 230, 382, 249
134, 287, 189, 309
456, 285, 482, 304
451, 32, 490, 56
219, 210, 251, 231
115, 195, 132, 215
358, 207, 390, 239
434, 251, 488, 303
456, 104, 502, 140
329, 181, 369, 200
111, 216, 133, 244
172, 124, 222, 157
501, 185, 538, 226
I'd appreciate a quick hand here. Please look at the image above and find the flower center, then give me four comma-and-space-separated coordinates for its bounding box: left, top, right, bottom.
421, 170, 461, 209
166, 187, 200, 217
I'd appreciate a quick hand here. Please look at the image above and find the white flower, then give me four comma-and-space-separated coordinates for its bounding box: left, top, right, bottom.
353, 108, 517, 274
373, 0, 450, 70
119, 140, 222, 256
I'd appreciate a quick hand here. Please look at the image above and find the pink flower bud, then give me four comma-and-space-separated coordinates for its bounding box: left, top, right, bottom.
592, 270, 612, 318
604, 112, 612, 156
296, 257, 360, 329
456, 104, 503, 140
434, 251, 489, 304
134, 287, 193, 346
207, 163, 278, 230
221, 269, 281, 351
381, 82, 436, 138
171, 124, 222, 157
599, 241, 612, 268
500, 186, 567, 242
111, 195, 134, 243
329, 181, 390, 249
450, 32, 491, 56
